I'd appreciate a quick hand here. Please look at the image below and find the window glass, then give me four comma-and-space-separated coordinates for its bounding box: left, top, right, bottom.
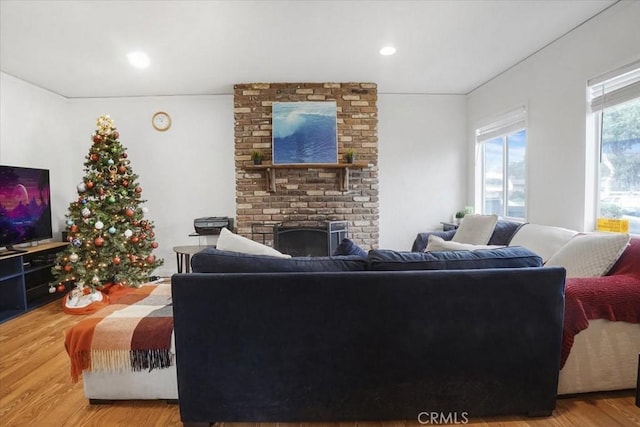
598, 97, 640, 234
507, 130, 526, 218
483, 138, 504, 215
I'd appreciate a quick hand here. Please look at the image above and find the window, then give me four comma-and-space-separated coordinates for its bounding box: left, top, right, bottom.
476, 107, 527, 220
588, 62, 640, 234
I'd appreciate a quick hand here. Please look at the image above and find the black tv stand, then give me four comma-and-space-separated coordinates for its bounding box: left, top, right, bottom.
0, 242, 69, 322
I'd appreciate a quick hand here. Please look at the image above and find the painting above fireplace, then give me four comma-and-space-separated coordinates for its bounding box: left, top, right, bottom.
272, 101, 337, 164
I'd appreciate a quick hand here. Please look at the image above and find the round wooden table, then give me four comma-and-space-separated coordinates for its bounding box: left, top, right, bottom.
173, 245, 213, 273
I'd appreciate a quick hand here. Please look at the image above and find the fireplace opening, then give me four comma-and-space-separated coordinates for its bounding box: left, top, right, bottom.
273, 221, 348, 257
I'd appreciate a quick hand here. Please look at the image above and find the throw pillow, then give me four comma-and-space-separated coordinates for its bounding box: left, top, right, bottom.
427, 235, 503, 252
545, 232, 630, 278
508, 223, 578, 263
451, 214, 498, 245
332, 238, 368, 258
216, 227, 291, 258
368, 247, 542, 271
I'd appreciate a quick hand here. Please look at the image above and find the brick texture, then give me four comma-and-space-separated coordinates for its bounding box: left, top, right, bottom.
234, 83, 379, 250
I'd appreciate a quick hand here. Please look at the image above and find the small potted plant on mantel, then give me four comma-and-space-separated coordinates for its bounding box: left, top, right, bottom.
344, 149, 355, 164
251, 150, 263, 165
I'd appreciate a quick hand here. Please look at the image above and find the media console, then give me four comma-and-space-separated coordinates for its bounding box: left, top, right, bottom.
0, 242, 69, 323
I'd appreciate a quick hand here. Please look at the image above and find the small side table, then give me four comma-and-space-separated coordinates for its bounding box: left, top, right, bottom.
173, 245, 214, 273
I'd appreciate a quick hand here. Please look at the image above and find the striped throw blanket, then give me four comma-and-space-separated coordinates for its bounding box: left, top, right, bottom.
65, 283, 174, 383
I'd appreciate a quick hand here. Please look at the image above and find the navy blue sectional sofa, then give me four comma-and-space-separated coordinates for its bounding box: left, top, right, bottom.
171, 244, 565, 426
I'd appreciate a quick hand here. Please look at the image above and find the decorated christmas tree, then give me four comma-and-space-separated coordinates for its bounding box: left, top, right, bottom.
52, 115, 163, 300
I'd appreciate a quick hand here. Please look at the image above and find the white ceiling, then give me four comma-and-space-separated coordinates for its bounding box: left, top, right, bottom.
0, 0, 617, 98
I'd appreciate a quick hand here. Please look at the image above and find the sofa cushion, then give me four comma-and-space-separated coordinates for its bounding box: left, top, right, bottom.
216, 227, 290, 258
488, 220, 527, 246
411, 229, 457, 252
545, 232, 630, 278
191, 247, 367, 273
508, 223, 578, 262
332, 238, 367, 258
426, 235, 503, 252
451, 214, 498, 245
368, 246, 542, 271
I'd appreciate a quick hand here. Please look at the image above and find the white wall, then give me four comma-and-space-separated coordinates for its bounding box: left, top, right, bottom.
65, 96, 235, 276
0, 72, 72, 237
379, 94, 467, 249
467, 1, 640, 231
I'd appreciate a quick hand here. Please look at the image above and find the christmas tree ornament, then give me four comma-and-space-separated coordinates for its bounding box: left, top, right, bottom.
92, 275, 101, 284
125, 208, 134, 217
112, 131, 120, 139
108, 226, 117, 234
122, 152, 128, 158
98, 188, 105, 196
70, 253, 79, 262
49, 285, 56, 294
135, 186, 142, 193
108, 195, 116, 203
93, 134, 103, 144
94, 237, 105, 247
151, 242, 159, 249
131, 236, 139, 243
118, 165, 127, 174
90, 153, 99, 162
70, 224, 78, 232
57, 283, 66, 293
81, 198, 88, 205
82, 207, 91, 217
72, 238, 82, 247
145, 255, 156, 264
108, 159, 115, 165
66, 219, 74, 226
124, 229, 133, 238
122, 180, 129, 187
77, 182, 87, 193
86, 180, 94, 189
95, 221, 104, 230
64, 264, 73, 272
112, 256, 121, 265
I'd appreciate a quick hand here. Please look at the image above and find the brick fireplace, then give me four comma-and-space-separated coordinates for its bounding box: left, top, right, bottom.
234, 82, 379, 250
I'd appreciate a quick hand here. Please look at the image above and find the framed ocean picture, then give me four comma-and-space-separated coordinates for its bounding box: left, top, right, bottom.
272, 101, 338, 164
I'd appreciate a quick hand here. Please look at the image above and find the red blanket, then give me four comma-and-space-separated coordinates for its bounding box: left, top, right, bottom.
560, 239, 640, 368
65, 283, 174, 382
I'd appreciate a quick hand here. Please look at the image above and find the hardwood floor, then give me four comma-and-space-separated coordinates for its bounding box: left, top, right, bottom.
1, 299, 638, 426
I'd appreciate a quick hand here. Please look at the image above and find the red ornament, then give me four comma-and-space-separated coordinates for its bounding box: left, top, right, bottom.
63, 264, 73, 272
57, 283, 66, 293
118, 165, 127, 174
86, 180, 94, 189
122, 180, 129, 187
145, 255, 156, 264
131, 236, 139, 243
94, 237, 105, 247
90, 153, 99, 162
112, 131, 119, 139
70, 225, 78, 232
125, 208, 134, 217
93, 134, 103, 144
112, 256, 121, 265
122, 153, 128, 159
98, 188, 105, 196
151, 242, 159, 249
134, 186, 142, 193
83, 287, 91, 295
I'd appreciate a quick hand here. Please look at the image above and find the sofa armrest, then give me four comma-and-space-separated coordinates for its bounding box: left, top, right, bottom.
411, 229, 456, 252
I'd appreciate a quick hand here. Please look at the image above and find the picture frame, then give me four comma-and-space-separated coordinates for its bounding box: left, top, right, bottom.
272, 101, 338, 164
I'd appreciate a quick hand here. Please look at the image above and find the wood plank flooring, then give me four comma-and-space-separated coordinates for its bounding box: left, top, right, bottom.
1, 298, 639, 426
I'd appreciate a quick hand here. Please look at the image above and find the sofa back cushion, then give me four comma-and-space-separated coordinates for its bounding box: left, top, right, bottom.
368, 247, 542, 271
191, 247, 367, 273
509, 224, 578, 262
451, 214, 498, 245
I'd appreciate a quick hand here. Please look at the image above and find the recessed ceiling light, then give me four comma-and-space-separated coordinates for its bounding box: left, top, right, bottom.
379, 46, 396, 56
127, 51, 150, 69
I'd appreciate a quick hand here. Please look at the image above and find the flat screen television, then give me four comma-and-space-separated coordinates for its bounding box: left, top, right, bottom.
0, 165, 52, 255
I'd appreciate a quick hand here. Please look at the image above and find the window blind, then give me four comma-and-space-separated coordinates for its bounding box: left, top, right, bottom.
475, 106, 526, 143
588, 60, 640, 112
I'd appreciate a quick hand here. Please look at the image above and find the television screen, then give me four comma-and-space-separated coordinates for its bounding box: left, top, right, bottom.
0, 165, 52, 251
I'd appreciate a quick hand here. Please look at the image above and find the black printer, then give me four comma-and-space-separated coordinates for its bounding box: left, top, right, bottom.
194, 217, 234, 235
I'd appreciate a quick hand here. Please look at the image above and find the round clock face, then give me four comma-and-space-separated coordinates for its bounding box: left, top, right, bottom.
152, 112, 171, 131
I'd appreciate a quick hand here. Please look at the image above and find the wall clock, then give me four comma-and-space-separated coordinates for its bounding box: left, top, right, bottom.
152, 112, 172, 132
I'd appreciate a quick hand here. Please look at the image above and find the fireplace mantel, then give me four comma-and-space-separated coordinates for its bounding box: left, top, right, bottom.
246, 161, 370, 192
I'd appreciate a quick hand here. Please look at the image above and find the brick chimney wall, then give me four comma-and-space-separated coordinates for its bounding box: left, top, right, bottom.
233, 82, 379, 249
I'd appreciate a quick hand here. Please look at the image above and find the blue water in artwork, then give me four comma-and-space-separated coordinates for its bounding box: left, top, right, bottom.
273, 102, 337, 164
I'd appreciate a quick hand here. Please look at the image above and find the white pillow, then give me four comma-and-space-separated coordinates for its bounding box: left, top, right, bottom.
216, 227, 291, 258
545, 232, 630, 278
508, 223, 578, 262
426, 235, 503, 252
451, 214, 498, 245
